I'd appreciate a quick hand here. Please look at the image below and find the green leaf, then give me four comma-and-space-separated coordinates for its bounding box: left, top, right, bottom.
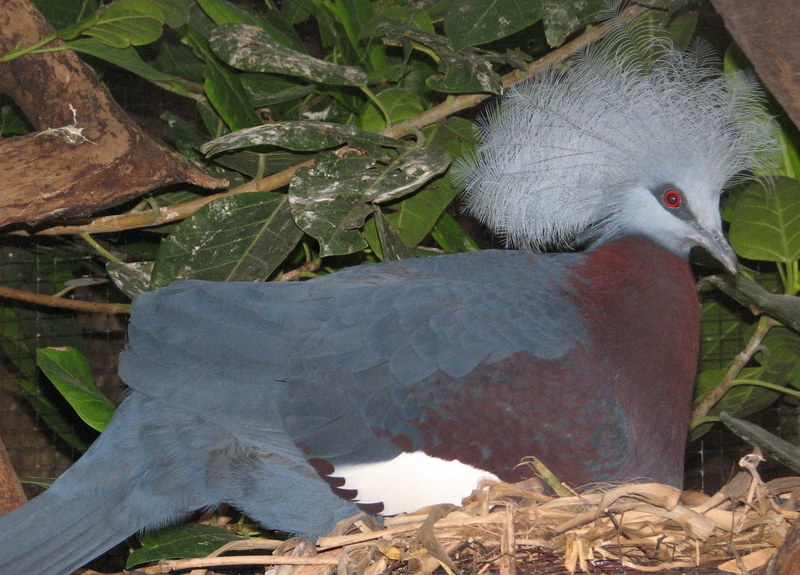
374, 209, 414, 260
197, 0, 305, 52
201, 121, 401, 155
151, 193, 303, 288
0, 245, 89, 451
542, 0, 604, 47
68, 38, 191, 96
209, 24, 368, 86
694, 366, 779, 421
184, 27, 262, 131
152, 0, 191, 28
760, 327, 800, 389
36, 347, 116, 432
378, 119, 474, 245
197, 0, 263, 26
431, 211, 479, 253
127, 523, 244, 568
444, 0, 544, 51
427, 52, 501, 94
358, 87, 427, 133
289, 147, 451, 256
69, 0, 167, 48
720, 412, 800, 473
729, 177, 800, 263
384, 176, 458, 247
34, 0, 100, 29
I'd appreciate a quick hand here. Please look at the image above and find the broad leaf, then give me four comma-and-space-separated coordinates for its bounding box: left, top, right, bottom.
128, 523, 244, 568
444, 0, 544, 51
431, 211, 479, 253
729, 177, 800, 263
209, 24, 367, 86
542, 0, 604, 47
427, 53, 501, 94
374, 209, 414, 260
151, 192, 302, 287
184, 27, 262, 131
63, 0, 167, 48
358, 88, 427, 133
0, 245, 89, 451
289, 147, 451, 256
720, 412, 800, 473
759, 327, 800, 389
37, 347, 116, 432
198, 0, 305, 51
34, 0, 100, 28
68, 38, 191, 96
202, 121, 400, 155
152, 0, 191, 28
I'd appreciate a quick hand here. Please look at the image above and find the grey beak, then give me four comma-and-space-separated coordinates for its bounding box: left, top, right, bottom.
698, 229, 738, 274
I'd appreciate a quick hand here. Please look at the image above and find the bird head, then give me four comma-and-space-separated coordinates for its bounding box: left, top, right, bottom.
455, 34, 777, 273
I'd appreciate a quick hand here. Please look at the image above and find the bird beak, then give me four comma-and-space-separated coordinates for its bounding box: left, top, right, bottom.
695, 228, 738, 274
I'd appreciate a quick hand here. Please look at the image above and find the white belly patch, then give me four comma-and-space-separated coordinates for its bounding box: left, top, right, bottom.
333, 451, 498, 516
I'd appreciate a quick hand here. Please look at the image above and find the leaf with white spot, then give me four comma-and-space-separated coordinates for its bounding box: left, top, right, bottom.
289, 147, 451, 256
209, 24, 368, 86
151, 192, 302, 288
427, 52, 501, 94
201, 121, 401, 155
444, 0, 544, 51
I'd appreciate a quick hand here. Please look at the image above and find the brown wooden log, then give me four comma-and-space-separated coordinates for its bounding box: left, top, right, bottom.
711, 0, 800, 131
0, 0, 226, 229
0, 437, 26, 517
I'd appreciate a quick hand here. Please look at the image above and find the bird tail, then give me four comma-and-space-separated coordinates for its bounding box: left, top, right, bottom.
0, 394, 220, 575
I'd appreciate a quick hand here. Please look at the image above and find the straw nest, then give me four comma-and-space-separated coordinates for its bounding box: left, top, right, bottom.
156, 454, 798, 575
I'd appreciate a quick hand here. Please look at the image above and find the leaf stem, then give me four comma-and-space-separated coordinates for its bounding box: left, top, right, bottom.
0, 33, 60, 62
731, 378, 800, 399
80, 233, 125, 264
359, 84, 391, 127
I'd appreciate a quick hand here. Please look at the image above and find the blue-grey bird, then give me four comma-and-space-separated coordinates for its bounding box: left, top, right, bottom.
0, 33, 774, 575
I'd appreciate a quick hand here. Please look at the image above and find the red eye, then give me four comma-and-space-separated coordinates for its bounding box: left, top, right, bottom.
663, 189, 682, 208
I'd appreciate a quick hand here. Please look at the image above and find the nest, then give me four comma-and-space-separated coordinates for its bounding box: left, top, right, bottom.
156, 461, 798, 575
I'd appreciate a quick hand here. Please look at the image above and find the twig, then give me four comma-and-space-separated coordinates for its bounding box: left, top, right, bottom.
691, 315, 779, 422
158, 553, 340, 571
22, 5, 644, 238
0, 285, 129, 314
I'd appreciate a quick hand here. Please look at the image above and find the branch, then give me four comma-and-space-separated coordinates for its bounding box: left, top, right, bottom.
0, 285, 129, 314
0, 0, 226, 229
691, 315, 779, 422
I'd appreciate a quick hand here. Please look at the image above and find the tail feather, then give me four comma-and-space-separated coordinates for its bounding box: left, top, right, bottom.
0, 486, 142, 575
0, 393, 224, 575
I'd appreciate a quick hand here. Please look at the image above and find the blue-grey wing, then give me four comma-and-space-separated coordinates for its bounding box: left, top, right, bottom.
119, 249, 587, 467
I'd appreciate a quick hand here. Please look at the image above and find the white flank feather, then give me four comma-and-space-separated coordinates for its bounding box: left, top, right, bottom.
454, 30, 776, 251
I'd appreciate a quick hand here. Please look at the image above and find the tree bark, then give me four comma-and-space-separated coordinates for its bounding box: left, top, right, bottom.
711, 0, 800, 132
0, 0, 226, 230
0, 438, 26, 517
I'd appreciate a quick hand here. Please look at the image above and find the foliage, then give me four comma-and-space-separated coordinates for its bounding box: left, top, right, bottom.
2, 0, 800, 567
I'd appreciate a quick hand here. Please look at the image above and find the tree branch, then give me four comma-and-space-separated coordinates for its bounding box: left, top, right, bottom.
0, 0, 226, 229
0, 285, 129, 314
